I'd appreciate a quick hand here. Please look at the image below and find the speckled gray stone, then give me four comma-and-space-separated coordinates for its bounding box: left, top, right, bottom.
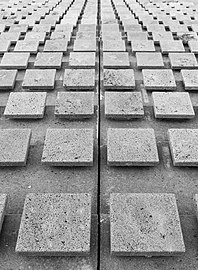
103, 52, 130, 67
69, 52, 95, 67
24, 32, 46, 44
4, 92, 47, 119
160, 40, 185, 53
127, 31, 148, 41
168, 129, 198, 166
0, 40, 10, 53
14, 40, 39, 53
50, 31, 70, 41
103, 40, 126, 52
9, 24, 28, 33
103, 69, 135, 89
107, 128, 159, 166
142, 69, 176, 90
0, 194, 7, 233
105, 92, 144, 119
0, 52, 30, 69
0, 129, 31, 166
34, 53, 63, 69
131, 41, 155, 52
32, 24, 51, 33
55, 92, 94, 118
169, 53, 198, 69
181, 69, 198, 90
44, 40, 68, 52
42, 129, 94, 166
63, 69, 95, 89
0, 32, 20, 42
73, 39, 96, 51
152, 32, 174, 44
152, 92, 195, 119
137, 53, 164, 69
110, 193, 185, 256
15, 193, 91, 255
22, 69, 56, 90
0, 69, 17, 90
188, 41, 198, 54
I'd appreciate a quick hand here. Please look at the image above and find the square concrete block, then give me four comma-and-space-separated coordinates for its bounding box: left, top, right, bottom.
168, 129, 198, 166
160, 40, 185, 53
50, 31, 70, 41
69, 52, 95, 67
110, 193, 185, 256
32, 24, 51, 33
105, 92, 144, 119
9, 24, 28, 33
22, 69, 56, 90
24, 32, 46, 44
0, 69, 17, 90
14, 40, 39, 53
137, 53, 164, 69
44, 40, 68, 52
127, 31, 148, 41
0, 194, 7, 233
107, 128, 159, 166
169, 53, 198, 69
181, 69, 198, 90
103, 69, 135, 89
0, 52, 30, 69
0, 129, 31, 166
152, 92, 195, 119
152, 32, 174, 44
55, 92, 94, 118
103, 39, 126, 52
73, 39, 96, 51
188, 41, 198, 54
15, 193, 91, 255
0, 40, 10, 54
34, 52, 63, 69
0, 32, 20, 42
131, 40, 155, 52
142, 69, 176, 90
4, 92, 47, 119
103, 52, 130, 67
63, 69, 95, 89
42, 129, 94, 166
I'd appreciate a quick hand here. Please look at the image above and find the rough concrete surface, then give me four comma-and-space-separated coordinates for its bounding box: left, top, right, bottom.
0, 52, 30, 69
0, 69, 17, 90
181, 69, 198, 90
136, 52, 164, 68
169, 53, 198, 69
103, 69, 135, 89
63, 69, 95, 89
34, 52, 63, 69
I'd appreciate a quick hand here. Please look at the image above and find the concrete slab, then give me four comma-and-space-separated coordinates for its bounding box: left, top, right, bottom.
105, 92, 144, 119
4, 92, 47, 119
0, 69, 17, 90
131, 40, 155, 52
63, 69, 95, 89
9, 24, 28, 33
14, 40, 39, 53
169, 53, 198, 69
0, 52, 30, 69
44, 40, 68, 52
181, 69, 198, 90
152, 92, 195, 119
0, 40, 10, 53
103, 69, 135, 89
127, 31, 148, 41
0, 32, 20, 42
107, 128, 159, 166
50, 31, 70, 41
22, 69, 56, 90
0, 129, 31, 166
32, 24, 51, 33
42, 128, 94, 166
103, 39, 126, 52
160, 40, 185, 53
103, 52, 130, 67
137, 53, 164, 69
34, 52, 63, 69
188, 41, 198, 54
152, 32, 174, 44
142, 69, 176, 90
55, 92, 94, 118
73, 39, 96, 51
110, 193, 185, 256
69, 52, 95, 67
24, 32, 46, 44
16, 193, 91, 255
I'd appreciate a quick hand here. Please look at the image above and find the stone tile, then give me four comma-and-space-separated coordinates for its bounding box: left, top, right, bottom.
152, 92, 195, 119
103, 69, 135, 89
103, 52, 130, 67
14, 40, 39, 53
55, 24, 74, 32
110, 193, 185, 256
15, 193, 91, 255
146, 24, 166, 33
22, 69, 56, 90
127, 31, 148, 41
103, 39, 126, 51
142, 69, 176, 90
105, 92, 144, 119
107, 128, 159, 166
44, 40, 68, 52
76, 31, 96, 40
55, 92, 94, 118
63, 69, 95, 89
0, 129, 31, 166
34, 52, 63, 69
9, 24, 28, 33
131, 40, 155, 52
124, 24, 142, 32
137, 53, 164, 69
168, 129, 198, 166
32, 24, 51, 33
169, 24, 189, 33
188, 41, 198, 54
152, 32, 174, 44
160, 40, 185, 53
42, 129, 94, 166
0, 194, 7, 233
0, 52, 30, 69
4, 92, 47, 119
0, 69, 17, 90
73, 39, 96, 52
78, 24, 96, 32
169, 53, 198, 69
0, 40, 10, 54
24, 32, 46, 44
69, 52, 95, 67
50, 31, 71, 41
102, 32, 122, 41
181, 69, 198, 90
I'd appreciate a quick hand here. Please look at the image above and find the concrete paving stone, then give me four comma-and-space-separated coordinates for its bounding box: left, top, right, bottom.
32, 24, 51, 33
181, 69, 198, 90
0, 52, 30, 69
102, 39, 126, 51
188, 40, 198, 54
0, 40, 10, 54
152, 92, 195, 119
103, 52, 130, 67
103, 69, 135, 89
131, 40, 155, 52
0, 128, 31, 166
78, 24, 96, 32
152, 31, 174, 44
15, 193, 91, 255
110, 193, 185, 256
34, 52, 63, 69
73, 39, 96, 52
14, 40, 39, 53
169, 24, 189, 33
105, 92, 144, 119
127, 31, 148, 41
4, 92, 47, 119
107, 128, 159, 166
22, 69, 56, 90
124, 24, 142, 32
55, 92, 94, 118
24, 32, 46, 43
44, 39, 68, 52
69, 52, 95, 67
0, 32, 20, 42
101, 24, 119, 33
168, 129, 198, 166
142, 69, 176, 90
146, 24, 166, 33
0, 194, 7, 233
63, 69, 95, 89
0, 69, 17, 90
169, 53, 198, 69
137, 53, 164, 69
50, 31, 71, 41
9, 24, 28, 33
76, 31, 96, 40
41, 128, 94, 166
160, 40, 185, 53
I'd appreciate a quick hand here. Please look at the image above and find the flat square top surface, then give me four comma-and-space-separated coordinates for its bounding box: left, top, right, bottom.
169, 53, 198, 68
181, 69, 198, 90
0, 69, 17, 89
110, 193, 185, 256
0, 53, 30, 69
63, 69, 95, 88
103, 69, 135, 89
137, 53, 164, 68
103, 52, 130, 67
16, 193, 91, 255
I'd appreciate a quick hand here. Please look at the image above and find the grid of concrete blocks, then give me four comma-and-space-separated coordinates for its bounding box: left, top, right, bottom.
0, 0, 198, 268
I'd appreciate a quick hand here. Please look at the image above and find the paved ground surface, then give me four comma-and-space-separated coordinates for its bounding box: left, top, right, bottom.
0, 0, 198, 269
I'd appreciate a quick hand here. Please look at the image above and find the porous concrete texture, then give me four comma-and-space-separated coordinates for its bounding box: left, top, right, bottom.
14, 40, 39, 53
188, 41, 198, 54
169, 53, 198, 69
105, 92, 144, 119
16, 193, 91, 255
160, 40, 185, 53
63, 69, 95, 89
136, 52, 164, 68
103, 52, 130, 67
34, 52, 63, 69
73, 39, 96, 51
103, 39, 126, 52
44, 40, 68, 52
0, 52, 30, 69
4, 92, 47, 119
103, 69, 135, 89
152, 92, 195, 119
181, 69, 198, 90
0, 40, 10, 54
152, 31, 174, 43
69, 52, 96, 67
107, 128, 159, 166
110, 193, 185, 256
131, 40, 155, 52
0, 69, 17, 90
42, 129, 94, 166
0, 129, 31, 166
